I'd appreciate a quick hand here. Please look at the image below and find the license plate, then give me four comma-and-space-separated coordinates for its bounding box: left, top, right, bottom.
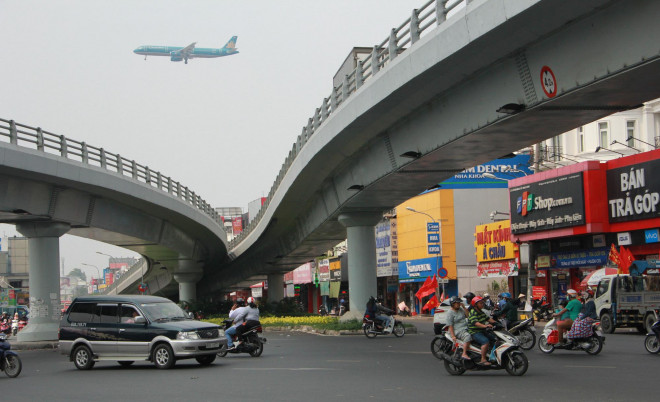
207, 342, 220, 349
595, 330, 603, 337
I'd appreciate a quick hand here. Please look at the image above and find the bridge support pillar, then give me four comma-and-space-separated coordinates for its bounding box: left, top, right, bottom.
267, 274, 284, 303
173, 260, 203, 304
15, 221, 70, 342
337, 212, 382, 322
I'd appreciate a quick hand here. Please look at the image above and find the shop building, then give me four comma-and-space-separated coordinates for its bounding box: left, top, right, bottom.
509, 149, 660, 305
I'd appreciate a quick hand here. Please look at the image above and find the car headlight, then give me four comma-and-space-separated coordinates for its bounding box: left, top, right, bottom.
176, 331, 200, 340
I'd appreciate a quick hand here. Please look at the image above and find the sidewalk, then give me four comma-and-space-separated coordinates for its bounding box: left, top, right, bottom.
4, 335, 59, 351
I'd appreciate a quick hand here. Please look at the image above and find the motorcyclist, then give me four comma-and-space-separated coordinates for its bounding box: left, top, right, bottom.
225, 298, 247, 350
553, 289, 582, 343
233, 296, 261, 348
467, 296, 498, 365
567, 289, 598, 340
446, 296, 471, 360
483, 293, 494, 310
365, 296, 394, 331
494, 292, 517, 329
464, 292, 476, 312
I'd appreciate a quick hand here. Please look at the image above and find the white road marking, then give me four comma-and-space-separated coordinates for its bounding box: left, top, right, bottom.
565, 365, 616, 369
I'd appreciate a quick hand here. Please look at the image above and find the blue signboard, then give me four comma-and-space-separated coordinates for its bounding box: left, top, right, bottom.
538, 247, 609, 269
645, 229, 659, 244
427, 222, 439, 232
398, 257, 443, 283
437, 154, 532, 189
427, 233, 440, 243
428, 244, 441, 254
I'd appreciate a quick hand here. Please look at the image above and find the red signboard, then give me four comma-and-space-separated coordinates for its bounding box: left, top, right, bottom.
532, 286, 547, 299
232, 217, 243, 234
105, 272, 114, 285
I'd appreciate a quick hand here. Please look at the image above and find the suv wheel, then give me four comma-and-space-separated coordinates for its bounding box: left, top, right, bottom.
152, 344, 176, 369
73, 345, 95, 370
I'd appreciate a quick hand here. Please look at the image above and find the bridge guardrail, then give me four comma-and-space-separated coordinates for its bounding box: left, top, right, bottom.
0, 118, 222, 225
0, 0, 468, 256
227, 0, 467, 250
99, 258, 147, 295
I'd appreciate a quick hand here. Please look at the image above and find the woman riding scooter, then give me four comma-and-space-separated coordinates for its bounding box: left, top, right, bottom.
552, 289, 582, 344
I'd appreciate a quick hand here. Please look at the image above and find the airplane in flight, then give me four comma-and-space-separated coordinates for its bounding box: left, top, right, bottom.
133, 36, 238, 64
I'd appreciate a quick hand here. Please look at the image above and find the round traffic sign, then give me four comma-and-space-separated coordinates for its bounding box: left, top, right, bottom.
437, 268, 448, 278
540, 66, 557, 98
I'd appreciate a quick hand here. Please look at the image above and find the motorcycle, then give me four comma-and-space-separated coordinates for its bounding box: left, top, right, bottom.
505, 317, 537, 350
433, 322, 529, 376
0, 333, 22, 378
217, 319, 266, 358
538, 317, 604, 354
362, 313, 405, 338
0, 321, 10, 335
532, 296, 552, 322
643, 309, 660, 354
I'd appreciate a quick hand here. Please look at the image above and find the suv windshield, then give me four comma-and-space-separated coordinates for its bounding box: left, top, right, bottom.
139, 302, 188, 322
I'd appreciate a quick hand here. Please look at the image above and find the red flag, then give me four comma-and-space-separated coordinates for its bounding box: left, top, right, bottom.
439, 291, 446, 302
619, 246, 635, 274
422, 295, 440, 311
609, 244, 621, 267
415, 275, 437, 301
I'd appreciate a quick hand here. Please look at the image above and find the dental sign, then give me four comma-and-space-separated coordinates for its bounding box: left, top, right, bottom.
607, 159, 660, 223
509, 173, 585, 234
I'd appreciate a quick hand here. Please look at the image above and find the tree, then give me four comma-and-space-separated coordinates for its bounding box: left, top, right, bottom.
68, 268, 87, 282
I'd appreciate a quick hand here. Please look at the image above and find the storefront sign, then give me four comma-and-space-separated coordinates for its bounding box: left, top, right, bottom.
593, 234, 606, 248
293, 263, 313, 284
474, 221, 515, 263
477, 260, 519, 278
607, 159, 660, 223
510, 173, 585, 234
398, 257, 442, 283
617, 232, 632, 246
532, 286, 547, 299
537, 247, 609, 269
645, 229, 660, 244
439, 154, 533, 189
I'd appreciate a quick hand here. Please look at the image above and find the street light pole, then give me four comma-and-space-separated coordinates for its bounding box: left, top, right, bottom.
82, 263, 101, 293
405, 207, 444, 303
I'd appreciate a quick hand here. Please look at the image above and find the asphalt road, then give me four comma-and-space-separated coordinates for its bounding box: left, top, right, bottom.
1, 319, 656, 402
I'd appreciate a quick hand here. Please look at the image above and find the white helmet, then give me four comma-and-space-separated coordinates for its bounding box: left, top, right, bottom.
247, 296, 255, 304
567, 289, 577, 296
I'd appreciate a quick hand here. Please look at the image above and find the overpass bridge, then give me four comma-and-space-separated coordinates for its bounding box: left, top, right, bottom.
2, 0, 660, 338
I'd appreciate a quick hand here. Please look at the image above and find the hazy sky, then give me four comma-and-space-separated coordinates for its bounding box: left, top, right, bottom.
0, 0, 429, 279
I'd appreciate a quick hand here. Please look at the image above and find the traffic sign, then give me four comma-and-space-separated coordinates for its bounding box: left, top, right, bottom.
428, 244, 441, 254
427, 222, 439, 232
437, 268, 448, 278
438, 278, 449, 284
540, 65, 557, 98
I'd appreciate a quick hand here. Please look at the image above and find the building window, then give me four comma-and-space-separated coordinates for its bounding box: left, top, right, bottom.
599, 122, 609, 146
577, 127, 584, 153
627, 120, 636, 147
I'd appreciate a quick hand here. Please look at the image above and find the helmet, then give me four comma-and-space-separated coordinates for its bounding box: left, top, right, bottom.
518, 293, 526, 299
501, 292, 511, 299
567, 289, 577, 297
471, 296, 484, 307
449, 296, 462, 305
247, 297, 255, 305
483, 293, 490, 298
464, 292, 475, 303
236, 298, 246, 307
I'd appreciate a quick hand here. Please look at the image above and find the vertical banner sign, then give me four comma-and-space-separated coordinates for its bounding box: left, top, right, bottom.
426, 222, 441, 255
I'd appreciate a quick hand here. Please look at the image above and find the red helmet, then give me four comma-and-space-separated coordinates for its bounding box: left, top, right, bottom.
471, 296, 484, 307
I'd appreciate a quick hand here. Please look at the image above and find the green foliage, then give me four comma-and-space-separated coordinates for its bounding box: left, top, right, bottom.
68, 268, 87, 281
486, 279, 509, 295
259, 298, 306, 317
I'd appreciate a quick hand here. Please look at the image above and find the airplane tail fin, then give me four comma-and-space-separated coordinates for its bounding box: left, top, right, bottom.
223, 36, 238, 50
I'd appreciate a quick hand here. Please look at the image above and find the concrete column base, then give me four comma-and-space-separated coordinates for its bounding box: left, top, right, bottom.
17, 322, 60, 342
339, 310, 363, 322
267, 274, 284, 303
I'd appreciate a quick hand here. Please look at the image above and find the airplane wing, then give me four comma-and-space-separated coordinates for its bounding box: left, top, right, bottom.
179, 42, 197, 58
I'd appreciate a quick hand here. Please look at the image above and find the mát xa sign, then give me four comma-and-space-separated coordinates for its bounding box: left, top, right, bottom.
607, 159, 660, 223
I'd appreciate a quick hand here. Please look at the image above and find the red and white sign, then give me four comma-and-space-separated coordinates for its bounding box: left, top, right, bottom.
232, 217, 243, 234
532, 286, 547, 299
477, 260, 519, 278
540, 65, 557, 98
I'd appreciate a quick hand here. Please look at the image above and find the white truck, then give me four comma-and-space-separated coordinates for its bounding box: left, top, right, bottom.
595, 272, 660, 333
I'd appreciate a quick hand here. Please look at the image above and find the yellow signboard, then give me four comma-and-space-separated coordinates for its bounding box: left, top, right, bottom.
474, 221, 516, 263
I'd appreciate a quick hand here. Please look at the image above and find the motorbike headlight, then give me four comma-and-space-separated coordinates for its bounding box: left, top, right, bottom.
176, 331, 200, 340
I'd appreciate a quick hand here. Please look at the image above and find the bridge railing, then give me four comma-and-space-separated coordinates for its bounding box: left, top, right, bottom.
227, 0, 468, 249
0, 118, 222, 224
99, 258, 147, 295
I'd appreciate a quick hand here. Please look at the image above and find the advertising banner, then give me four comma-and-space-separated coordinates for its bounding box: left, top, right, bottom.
284, 271, 294, 284
607, 159, 660, 223
318, 259, 330, 281
398, 257, 443, 283
474, 221, 516, 263
232, 217, 243, 234
293, 263, 313, 284
375, 221, 397, 277
510, 173, 585, 234
477, 260, 519, 278
532, 286, 547, 299
329, 258, 341, 281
